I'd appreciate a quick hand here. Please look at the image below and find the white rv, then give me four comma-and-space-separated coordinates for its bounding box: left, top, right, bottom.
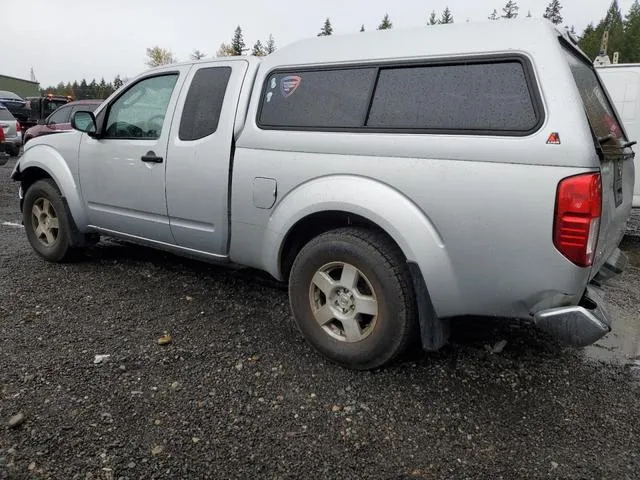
598, 64, 640, 207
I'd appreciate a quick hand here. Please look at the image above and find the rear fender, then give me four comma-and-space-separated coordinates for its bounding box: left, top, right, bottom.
263, 175, 461, 318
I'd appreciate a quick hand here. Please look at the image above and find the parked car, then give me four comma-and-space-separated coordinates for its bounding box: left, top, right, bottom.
0, 105, 22, 156
0, 90, 30, 122
0, 120, 8, 166
22, 94, 74, 131
11, 20, 634, 369
596, 64, 640, 207
23, 100, 102, 145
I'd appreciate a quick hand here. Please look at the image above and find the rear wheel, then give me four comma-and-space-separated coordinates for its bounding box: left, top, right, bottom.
288, 227, 417, 370
23, 179, 74, 262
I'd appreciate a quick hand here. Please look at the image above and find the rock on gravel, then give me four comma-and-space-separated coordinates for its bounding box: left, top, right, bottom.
7, 413, 25, 429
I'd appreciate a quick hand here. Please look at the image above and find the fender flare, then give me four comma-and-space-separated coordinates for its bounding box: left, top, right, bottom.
262, 175, 461, 318
13, 144, 88, 230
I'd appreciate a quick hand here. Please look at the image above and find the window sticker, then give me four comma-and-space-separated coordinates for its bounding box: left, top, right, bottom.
280, 75, 302, 98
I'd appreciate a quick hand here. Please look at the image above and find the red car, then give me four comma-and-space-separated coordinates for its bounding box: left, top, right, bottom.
23, 99, 102, 145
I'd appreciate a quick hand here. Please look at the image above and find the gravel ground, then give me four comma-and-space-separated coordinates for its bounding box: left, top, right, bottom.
1, 157, 640, 480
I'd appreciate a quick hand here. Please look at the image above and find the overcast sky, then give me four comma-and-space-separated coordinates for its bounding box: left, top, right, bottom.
1, 0, 633, 87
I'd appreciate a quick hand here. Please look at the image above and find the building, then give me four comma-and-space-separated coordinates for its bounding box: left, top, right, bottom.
0, 74, 40, 97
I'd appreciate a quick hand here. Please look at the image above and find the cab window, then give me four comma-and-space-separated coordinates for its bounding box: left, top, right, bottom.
104, 74, 178, 139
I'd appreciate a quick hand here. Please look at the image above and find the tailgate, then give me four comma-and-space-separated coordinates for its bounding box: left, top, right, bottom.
563, 45, 635, 275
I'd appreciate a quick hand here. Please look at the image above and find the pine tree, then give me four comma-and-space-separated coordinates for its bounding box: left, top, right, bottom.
623, 0, 640, 62
488, 9, 500, 20
318, 18, 333, 36
99, 77, 107, 98
543, 0, 563, 25
526, 10, 532, 18
441, 7, 454, 24
578, 1, 625, 61
502, 1, 519, 19
231, 26, 245, 56
251, 40, 266, 57
428, 11, 439, 25
265, 34, 276, 54
377, 13, 393, 30
360, 24, 365, 32
113, 76, 123, 90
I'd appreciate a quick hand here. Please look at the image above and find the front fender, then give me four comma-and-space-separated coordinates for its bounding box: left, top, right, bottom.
262, 175, 461, 318
12, 144, 88, 230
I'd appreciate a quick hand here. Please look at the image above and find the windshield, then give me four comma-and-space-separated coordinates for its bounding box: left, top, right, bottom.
44, 99, 68, 115
562, 46, 626, 142
0, 90, 22, 100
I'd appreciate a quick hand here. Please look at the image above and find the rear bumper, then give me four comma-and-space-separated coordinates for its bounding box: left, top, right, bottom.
534, 286, 611, 347
533, 248, 627, 347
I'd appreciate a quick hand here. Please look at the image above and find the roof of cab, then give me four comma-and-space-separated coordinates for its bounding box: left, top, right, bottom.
261, 19, 563, 69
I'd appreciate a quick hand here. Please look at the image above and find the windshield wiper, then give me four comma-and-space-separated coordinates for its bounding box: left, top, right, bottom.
621, 140, 637, 148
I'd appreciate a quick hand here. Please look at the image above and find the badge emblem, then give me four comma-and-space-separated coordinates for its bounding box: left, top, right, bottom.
280, 76, 302, 98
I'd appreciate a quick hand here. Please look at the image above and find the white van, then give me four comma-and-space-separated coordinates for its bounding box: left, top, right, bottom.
598, 64, 640, 207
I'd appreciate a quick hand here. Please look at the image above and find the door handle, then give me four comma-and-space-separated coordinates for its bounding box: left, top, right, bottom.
141, 151, 163, 163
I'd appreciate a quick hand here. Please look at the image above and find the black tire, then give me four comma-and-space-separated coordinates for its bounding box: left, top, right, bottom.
23, 179, 74, 262
289, 227, 417, 370
7, 146, 19, 157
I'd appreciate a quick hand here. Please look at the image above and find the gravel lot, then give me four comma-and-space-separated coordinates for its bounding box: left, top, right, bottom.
1, 157, 639, 480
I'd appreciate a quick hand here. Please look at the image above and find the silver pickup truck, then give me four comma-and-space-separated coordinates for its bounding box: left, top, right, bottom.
11, 20, 635, 369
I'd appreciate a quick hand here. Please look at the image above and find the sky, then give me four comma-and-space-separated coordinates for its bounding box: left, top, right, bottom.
1, 0, 634, 88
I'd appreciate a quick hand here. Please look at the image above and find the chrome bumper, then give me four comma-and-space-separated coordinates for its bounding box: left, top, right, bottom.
534, 286, 612, 347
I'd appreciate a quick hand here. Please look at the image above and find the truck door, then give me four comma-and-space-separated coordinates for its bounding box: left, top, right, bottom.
165, 60, 249, 255
78, 68, 189, 243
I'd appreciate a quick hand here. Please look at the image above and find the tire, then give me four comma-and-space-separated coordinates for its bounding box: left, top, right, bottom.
288, 227, 417, 370
8, 146, 20, 157
23, 179, 74, 262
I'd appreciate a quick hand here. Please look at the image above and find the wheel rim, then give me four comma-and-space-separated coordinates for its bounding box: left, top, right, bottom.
31, 197, 59, 247
308, 262, 379, 343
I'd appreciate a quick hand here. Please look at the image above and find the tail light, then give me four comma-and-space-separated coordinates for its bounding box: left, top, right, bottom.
0, 127, 4, 142
16, 121, 21, 132
553, 173, 602, 267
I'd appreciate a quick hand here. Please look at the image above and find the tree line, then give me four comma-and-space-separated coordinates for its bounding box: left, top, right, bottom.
40, 75, 125, 100
42, 0, 638, 97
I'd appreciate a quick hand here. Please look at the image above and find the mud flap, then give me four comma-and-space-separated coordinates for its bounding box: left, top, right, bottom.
408, 262, 450, 351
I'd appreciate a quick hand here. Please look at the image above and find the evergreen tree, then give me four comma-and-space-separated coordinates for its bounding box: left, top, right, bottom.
623, 0, 640, 62
526, 10, 532, 18
318, 18, 333, 36
113, 75, 123, 90
428, 11, 439, 25
578, 1, 625, 61
231, 26, 245, 56
441, 7, 454, 24
488, 9, 500, 20
251, 40, 266, 57
265, 34, 276, 54
543, 0, 563, 25
99, 77, 107, 98
377, 13, 393, 30
502, 1, 519, 19
360, 24, 365, 32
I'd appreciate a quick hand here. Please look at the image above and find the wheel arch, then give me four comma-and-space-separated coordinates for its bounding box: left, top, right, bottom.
262, 175, 462, 320
12, 145, 88, 230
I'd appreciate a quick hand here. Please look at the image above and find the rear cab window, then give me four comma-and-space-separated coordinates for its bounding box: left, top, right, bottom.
258, 56, 543, 135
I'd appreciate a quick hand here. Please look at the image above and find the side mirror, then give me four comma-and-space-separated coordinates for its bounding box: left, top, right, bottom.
72, 111, 97, 136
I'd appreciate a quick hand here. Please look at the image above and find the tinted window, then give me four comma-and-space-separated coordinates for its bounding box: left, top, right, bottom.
0, 108, 14, 121
0, 90, 22, 100
259, 68, 376, 128
179, 67, 231, 141
367, 62, 537, 132
105, 74, 178, 139
563, 48, 625, 141
48, 106, 72, 124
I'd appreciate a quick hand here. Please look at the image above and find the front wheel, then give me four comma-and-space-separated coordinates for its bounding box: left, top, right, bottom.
288, 227, 417, 370
23, 179, 74, 262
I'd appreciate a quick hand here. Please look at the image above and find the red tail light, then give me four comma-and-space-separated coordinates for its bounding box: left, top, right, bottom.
553, 173, 602, 267
16, 121, 21, 132
0, 128, 4, 142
